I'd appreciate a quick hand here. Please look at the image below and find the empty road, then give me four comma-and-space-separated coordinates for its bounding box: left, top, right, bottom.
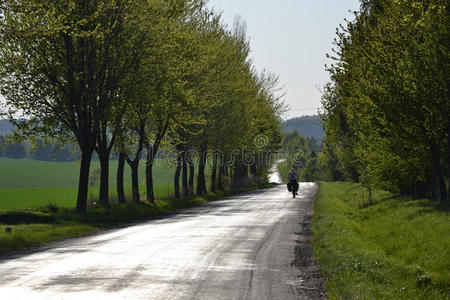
0, 182, 319, 300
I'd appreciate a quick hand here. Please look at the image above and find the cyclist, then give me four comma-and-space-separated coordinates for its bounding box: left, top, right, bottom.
288, 169, 299, 195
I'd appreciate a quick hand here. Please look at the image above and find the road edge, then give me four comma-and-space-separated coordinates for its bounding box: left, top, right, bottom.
291, 183, 325, 299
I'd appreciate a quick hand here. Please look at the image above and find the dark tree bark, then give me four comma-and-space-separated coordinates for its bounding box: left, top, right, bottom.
174, 152, 182, 199
218, 156, 225, 191
431, 146, 447, 203
182, 154, 189, 196
95, 115, 123, 206
431, 163, 438, 201
196, 143, 207, 195
97, 149, 110, 206
188, 156, 195, 195
211, 154, 217, 193
125, 119, 146, 203
146, 120, 169, 203
224, 162, 229, 177
117, 152, 126, 203
250, 164, 257, 177
234, 161, 240, 180
448, 121, 450, 201
127, 159, 140, 202
234, 160, 245, 180
146, 154, 155, 204
76, 149, 94, 212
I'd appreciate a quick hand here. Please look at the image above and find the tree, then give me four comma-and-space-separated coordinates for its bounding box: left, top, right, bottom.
322, 0, 449, 202
4, 140, 26, 159
0, 0, 149, 211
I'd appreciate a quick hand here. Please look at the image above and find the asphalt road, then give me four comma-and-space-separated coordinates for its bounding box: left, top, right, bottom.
0, 182, 319, 300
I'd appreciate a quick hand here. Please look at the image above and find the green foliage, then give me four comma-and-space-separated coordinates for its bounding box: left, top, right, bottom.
0, 0, 284, 210
280, 131, 324, 182
321, 0, 449, 202
313, 182, 450, 299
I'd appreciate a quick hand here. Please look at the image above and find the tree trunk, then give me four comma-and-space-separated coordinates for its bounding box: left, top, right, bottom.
126, 119, 146, 203
145, 120, 169, 204
98, 149, 110, 206
448, 121, 450, 201
431, 163, 438, 201
250, 164, 257, 177
145, 141, 157, 204
174, 152, 182, 199
218, 156, 224, 191
234, 160, 246, 180
182, 154, 189, 196
196, 144, 207, 195
224, 162, 228, 177
117, 152, 126, 203
211, 154, 217, 193
431, 146, 447, 203
126, 154, 141, 203
146, 161, 154, 203
128, 160, 140, 202
76, 149, 93, 212
188, 157, 195, 195
146, 143, 155, 204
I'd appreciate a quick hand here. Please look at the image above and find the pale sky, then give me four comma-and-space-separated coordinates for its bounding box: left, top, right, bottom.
207, 0, 361, 118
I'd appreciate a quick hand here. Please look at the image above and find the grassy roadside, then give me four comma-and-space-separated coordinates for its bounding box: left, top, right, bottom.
313, 182, 450, 299
0, 181, 272, 256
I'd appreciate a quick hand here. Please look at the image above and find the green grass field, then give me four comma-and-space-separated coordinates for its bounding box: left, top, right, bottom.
0, 157, 177, 210
313, 182, 450, 299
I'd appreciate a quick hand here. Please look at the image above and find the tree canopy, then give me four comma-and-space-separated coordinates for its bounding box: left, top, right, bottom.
0, 0, 285, 211
321, 0, 449, 203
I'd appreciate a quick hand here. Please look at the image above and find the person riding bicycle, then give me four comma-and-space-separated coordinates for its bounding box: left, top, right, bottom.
288, 169, 299, 194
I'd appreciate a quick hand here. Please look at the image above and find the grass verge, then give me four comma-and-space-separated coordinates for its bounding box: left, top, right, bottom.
312, 182, 450, 299
0, 180, 272, 256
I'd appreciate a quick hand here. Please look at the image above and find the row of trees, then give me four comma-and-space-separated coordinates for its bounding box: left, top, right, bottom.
280, 131, 324, 182
321, 0, 449, 203
0, 135, 26, 159
0, 135, 80, 161
0, 0, 283, 212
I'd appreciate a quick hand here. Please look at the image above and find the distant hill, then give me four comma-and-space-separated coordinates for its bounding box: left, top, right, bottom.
0, 120, 13, 135
283, 115, 324, 140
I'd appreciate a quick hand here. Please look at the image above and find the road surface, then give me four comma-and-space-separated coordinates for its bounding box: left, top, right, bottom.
0, 183, 319, 300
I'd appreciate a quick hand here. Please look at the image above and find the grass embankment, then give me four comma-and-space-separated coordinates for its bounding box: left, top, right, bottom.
313, 182, 450, 299
0, 181, 272, 255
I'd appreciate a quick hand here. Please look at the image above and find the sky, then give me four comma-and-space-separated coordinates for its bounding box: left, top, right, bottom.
206, 0, 361, 118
